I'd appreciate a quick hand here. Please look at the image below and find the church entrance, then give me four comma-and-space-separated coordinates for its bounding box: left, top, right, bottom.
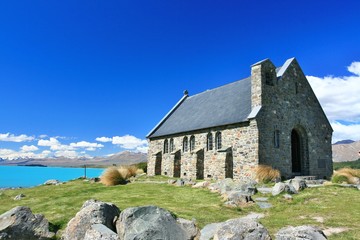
155, 152, 162, 175
196, 149, 204, 180
291, 127, 309, 175
225, 150, 233, 179
173, 151, 181, 178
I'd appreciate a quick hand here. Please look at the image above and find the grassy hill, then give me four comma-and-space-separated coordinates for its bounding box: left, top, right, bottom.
333, 159, 360, 170
0, 176, 359, 239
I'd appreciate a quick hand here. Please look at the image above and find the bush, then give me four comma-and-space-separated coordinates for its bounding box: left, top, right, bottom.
331, 168, 360, 184
100, 167, 127, 186
256, 165, 281, 183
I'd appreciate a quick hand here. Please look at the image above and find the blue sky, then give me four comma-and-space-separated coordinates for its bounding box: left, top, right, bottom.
1, 0, 360, 159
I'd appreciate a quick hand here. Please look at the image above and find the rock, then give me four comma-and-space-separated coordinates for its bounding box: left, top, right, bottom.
254, 197, 268, 202
116, 205, 198, 240
257, 187, 273, 194
13, 193, 25, 200
283, 194, 293, 200
213, 218, 271, 240
357, 185, 360, 190
192, 181, 210, 188
183, 179, 196, 186
168, 179, 177, 185
0, 206, 54, 239
226, 191, 253, 205
200, 223, 222, 240
239, 182, 258, 195
289, 178, 307, 192
275, 225, 327, 240
272, 182, 297, 196
63, 199, 120, 240
89, 177, 100, 183
44, 179, 62, 185
176, 179, 185, 186
177, 218, 200, 239
256, 202, 272, 209
83, 224, 118, 240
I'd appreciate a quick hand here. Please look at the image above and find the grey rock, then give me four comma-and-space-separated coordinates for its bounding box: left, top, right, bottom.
275, 225, 327, 240
357, 185, 360, 190
192, 181, 210, 188
272, 182, 287, 196
226, 191, 253, 205
254, 197, 268, 202
89, 177, 100, 183
0, 206, 54, 240
116, 205, 198, 240
177, 218, 200, 239
84, 224, 118, 240
283, 194, 293, 200
289, 178, 307, 191
44, 179, 62, 185
257, 187, 273, 194
168, 179, 177, 185
200, 223, 222, 240
63, 199, 120, 240
13, 194, 25, 200
175, 179, 185, 186
287, 184, 298, 194
256, 202, 272, 209
213, 218, 271, 240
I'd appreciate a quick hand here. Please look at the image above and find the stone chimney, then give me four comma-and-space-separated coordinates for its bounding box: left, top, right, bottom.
250, 59, 276, 108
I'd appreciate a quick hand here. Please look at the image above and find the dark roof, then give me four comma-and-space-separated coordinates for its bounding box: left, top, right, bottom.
148, 77, 252, 138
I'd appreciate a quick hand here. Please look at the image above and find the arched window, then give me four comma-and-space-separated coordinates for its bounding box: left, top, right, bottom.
215, 132, 222, 150
169, 138, 174, 152
183, 136, 188, 152
207, 133, 213, 151
190, 135, 195, 152
164, 139, 169, 153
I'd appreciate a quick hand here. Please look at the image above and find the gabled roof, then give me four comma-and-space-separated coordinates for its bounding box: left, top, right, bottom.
147, 77, 252, 138
147, 59, 291, 139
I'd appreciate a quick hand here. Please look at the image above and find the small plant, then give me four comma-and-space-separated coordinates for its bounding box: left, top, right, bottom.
100, 167, 127, 186
256, 165, 281, 183
331, 167, 360, 184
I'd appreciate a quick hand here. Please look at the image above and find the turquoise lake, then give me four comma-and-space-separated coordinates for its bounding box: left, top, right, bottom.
0, 166, 104, 188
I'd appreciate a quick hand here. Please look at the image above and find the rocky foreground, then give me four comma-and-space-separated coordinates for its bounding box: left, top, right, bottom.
0, 177, 348, 239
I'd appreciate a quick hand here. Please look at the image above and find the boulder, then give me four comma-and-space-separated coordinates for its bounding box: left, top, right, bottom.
192, 181, 210, 188
116, 205, 198, 240
13, 194, 25, 200
275, 225, 327, 240
44, 179, 62, 185
63, 199, 120, 240
226, 191, 253, 205
289, 178, 307, 192
83, 224, 118, 240
168, 179, 177, 185
175, 179, 185, 186
272, 182, 297, 196
213, 218, 271, 240
0, 206, 54, 240
200, 222, 222, 240
177, 218, 200, 239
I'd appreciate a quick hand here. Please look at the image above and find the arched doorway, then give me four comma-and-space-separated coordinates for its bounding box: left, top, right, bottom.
155, 152, 162, 175
291, 130, 301, 173
291, 127, 309, 175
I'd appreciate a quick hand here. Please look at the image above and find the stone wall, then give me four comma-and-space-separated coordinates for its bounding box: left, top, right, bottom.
252, 59, 333, 179
147, 120, 259, 182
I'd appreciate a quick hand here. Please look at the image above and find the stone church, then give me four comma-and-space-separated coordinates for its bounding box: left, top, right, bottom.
146, 58, 333, 181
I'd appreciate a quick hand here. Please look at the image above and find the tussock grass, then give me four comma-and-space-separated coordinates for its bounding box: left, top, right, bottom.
100, 165, 141, 186
332, 167, 360, 184
256, 165, 280, 183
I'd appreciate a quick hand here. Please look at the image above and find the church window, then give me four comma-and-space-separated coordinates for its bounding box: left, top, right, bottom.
164, 139, 169, 153
183, 136, 188, 152
265, 72, 273, 86
215, 132, 222, 150
274, 130, 280, 148
190, 135, 195, 152
207, 133, 213, 151
169, 138, 174, 152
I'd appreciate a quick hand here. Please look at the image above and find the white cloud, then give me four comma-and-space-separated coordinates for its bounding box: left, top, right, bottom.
136, 146, 149, 153
39, 134, 48, 139
0, 148, 51, 160
70, 141, 104, 149
0, 133, 34, 142
112, 135, 148, 150
21, 145, 39, 152
307, 61, 360, 142
54, 150, 79, 158
96, 137, 112, 142
38, 137, 74, 151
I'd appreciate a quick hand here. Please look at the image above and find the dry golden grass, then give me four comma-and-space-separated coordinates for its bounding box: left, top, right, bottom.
332, 168, 360, 184
101, 165, 140, 186
256, 165, 281, 183
136, 168, 144, 175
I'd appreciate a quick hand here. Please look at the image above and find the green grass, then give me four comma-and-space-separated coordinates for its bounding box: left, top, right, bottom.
0, 176, 359, 239
333, 159, 360, 170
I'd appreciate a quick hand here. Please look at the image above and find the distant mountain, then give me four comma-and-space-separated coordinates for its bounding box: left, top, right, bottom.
0, 151, 147, 168
332, 140, 360, 162
333, 139, 355, 145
